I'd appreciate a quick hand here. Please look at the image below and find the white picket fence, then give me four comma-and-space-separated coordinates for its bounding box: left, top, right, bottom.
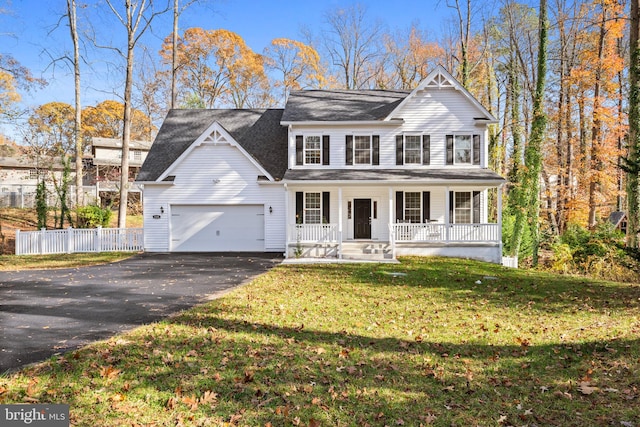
15, 227, 143, 255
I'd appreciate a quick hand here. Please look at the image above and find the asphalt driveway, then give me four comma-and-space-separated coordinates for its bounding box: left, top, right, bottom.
0, 252, 282, 373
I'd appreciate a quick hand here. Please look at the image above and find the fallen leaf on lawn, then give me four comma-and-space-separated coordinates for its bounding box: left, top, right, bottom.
497, 414, 507, 424
396, 418, 405, 425
315, 347, 326, 355
200, 390, 218, 404
578, 382, 599, 395
309, 418, 321, 427
422, 413, 437, 424
100, 366, 121, 380
181, 394, 198, 410
0, 386, 7, 395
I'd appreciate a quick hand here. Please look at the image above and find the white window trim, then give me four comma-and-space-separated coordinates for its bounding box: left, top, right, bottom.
452, 134, 473, 165
403, 134, 423, 165
304, 192, 322, 224
453, 191, 472, 224
404, 191, 422, 223
352, 134, 373, 165
303, 134, 322, 165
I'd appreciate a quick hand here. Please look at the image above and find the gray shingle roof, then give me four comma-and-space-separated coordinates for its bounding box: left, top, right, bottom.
283, 168, 506, 183
281, 90, 409, 122
137, 109, 288, 182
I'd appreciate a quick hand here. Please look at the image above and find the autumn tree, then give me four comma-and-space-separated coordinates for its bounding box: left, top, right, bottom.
382, 25, 445, 90
161, 28, 271, 108
264, 38, 326, 100
625, 0, 640, 248
82, 100, 155, 141
0, 55, 46, 122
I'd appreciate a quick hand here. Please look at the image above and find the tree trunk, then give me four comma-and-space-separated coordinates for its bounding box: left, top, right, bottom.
67, 0, 83, 211
588, 4, 607, 229
627, 0, 640, 248
171, 0, 178, 109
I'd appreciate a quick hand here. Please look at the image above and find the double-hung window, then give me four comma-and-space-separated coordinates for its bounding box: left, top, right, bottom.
395, 191, 431, 223
395, 134, 430, 165
346, 135, 379, 165
295, 135, 330, 165
454, 192, 472, 223
446, 134, 480, 165
305, 192, 321, 224
354, 136, 371, 164
304, 136, 321, 164
455, 135, 472, 164
404, 192, 421, 223
295, 191, 331, 224
449, 191, 481, 224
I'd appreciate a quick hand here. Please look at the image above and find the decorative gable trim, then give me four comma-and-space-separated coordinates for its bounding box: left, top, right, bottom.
384, 65, 497, 123
157, 121, 275, 182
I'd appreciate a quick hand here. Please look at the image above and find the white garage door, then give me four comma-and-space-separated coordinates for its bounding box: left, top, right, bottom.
170, 205, 265, 252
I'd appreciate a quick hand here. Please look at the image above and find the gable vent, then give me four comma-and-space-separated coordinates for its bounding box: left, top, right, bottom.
426, 72, 455, 89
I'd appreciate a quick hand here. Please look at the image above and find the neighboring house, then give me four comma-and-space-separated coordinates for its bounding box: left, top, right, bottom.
0, 155, 66, 208
137, 66, 506, 262
84, 137, 152, 206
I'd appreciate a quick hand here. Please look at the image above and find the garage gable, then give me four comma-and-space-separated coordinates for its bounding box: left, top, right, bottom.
158, 121, 274, 182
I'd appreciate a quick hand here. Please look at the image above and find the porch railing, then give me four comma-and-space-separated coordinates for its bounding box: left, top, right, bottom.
289, 224, 339, 242
15, 227, 143, 255
392, 223, 501, 243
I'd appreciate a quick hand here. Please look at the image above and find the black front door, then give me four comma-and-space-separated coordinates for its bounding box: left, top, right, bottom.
354, 199, 371, 239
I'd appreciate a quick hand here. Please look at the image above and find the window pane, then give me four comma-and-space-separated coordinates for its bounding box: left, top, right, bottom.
405, 135, 421, 164
405, 192, 421, 223
455, 135, 471, 164
305, 136, 321, 164
354, 135, 371, 164
454, 192, 471, 223
305, 193, 321, 224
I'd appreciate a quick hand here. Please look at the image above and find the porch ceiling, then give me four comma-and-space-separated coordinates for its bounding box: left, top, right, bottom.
283, 168, 505, 185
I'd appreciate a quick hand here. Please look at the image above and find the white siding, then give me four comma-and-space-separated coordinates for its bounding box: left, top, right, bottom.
288, 87, 489, 170
142, 143, 285, 252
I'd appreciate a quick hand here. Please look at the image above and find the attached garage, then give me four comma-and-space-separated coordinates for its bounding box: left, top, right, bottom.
170, 205, 265, 252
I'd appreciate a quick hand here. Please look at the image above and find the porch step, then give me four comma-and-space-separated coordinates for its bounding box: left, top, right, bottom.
341, 242, 393, 260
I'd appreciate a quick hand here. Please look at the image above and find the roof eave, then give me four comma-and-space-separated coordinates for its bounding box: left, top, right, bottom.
283, 178, 506, 186
281, 119, 404, 127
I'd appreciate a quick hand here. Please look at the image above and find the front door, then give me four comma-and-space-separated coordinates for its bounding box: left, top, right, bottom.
354, 199, 371, 239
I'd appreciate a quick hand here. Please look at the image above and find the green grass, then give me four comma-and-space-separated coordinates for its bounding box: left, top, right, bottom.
0, 252, 135, 270
1, 257, 639, 426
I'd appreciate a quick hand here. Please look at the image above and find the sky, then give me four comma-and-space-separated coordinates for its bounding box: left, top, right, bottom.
0, 0, 455, 139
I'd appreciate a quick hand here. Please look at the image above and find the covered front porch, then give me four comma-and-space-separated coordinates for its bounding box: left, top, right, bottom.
284, 180, 504, 263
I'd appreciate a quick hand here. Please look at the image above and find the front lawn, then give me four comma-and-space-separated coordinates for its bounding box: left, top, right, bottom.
1, 257, 639, 426
0, 252, 135, 271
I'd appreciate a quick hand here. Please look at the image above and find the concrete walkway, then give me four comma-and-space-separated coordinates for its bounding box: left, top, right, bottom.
0, 252, 281, 373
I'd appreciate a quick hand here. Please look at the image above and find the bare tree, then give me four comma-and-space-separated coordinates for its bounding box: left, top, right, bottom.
322, 3, 382, 89
66, 0, 83, 208
104, 0, 169, 228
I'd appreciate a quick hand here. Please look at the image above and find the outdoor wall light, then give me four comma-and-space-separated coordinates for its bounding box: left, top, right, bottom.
160, 206, 164, 214
269, 206, 273, 214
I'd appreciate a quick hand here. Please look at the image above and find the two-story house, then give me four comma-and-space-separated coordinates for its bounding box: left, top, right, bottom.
85, 137, 152, 206
137, 66, 505, 262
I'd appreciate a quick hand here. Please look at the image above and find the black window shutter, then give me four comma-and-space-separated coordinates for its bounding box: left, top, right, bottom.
322, 192, 330, 223
422, 135, 430, 165
346, 135, 353, 165
473, 191, 481, 223
422, 191, 430, 222
449, 191, 454, 223
296, 135, 303, 165
296, 192, 304, 224
372, 135, 379, 165
396, 192, 404, 222
396, 135, 404, 165
473, 135, 480, 165
322, 135, 330, 165
446, 135, 454, 165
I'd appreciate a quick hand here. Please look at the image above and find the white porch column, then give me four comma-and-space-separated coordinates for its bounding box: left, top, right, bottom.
389, 187, 395, 258
338, 187, 343, 259
284, 183, 289, 258
445, 186, 450, 242
497, 184, 503, 249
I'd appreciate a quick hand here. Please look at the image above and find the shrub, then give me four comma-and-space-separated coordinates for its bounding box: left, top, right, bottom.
76, 205, 113, 228
550, 222, 640, 282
